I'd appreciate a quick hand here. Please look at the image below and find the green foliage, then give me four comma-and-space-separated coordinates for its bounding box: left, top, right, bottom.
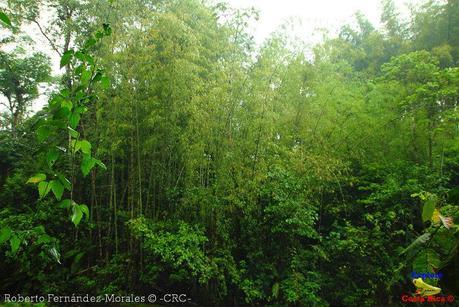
59, 50, 74, 68
28, 24, 111, 226
128, 217, 215, 284
0, 49, 50, 130
422, 194, 437, 222
0, 11, 12, 27
26, 173, 46, 184
0, 227, 12, 244
71, 203, 89, 227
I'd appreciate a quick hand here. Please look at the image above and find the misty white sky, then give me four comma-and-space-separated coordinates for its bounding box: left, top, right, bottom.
227, 0, 416, 45
2, 0, 420, 114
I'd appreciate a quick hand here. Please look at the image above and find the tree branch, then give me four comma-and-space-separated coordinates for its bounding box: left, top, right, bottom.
31, 19, 62, 57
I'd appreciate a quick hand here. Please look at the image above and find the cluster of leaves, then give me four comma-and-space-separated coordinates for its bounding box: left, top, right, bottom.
27, 24, 111, 228
403, 192, 459, 285
128, 217, 215, 285
0, 15, 111, 268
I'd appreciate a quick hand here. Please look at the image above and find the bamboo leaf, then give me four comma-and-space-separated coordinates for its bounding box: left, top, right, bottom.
0, 12, 12, 27
93, 158, 107, 170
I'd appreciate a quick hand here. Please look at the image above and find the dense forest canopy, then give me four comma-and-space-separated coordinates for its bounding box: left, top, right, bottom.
0, 0, 459, 306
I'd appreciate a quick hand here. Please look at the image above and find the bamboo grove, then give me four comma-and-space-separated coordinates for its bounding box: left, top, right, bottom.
0, 0, 459, 306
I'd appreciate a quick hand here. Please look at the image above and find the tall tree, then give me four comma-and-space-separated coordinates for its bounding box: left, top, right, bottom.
0, 49, 50, 131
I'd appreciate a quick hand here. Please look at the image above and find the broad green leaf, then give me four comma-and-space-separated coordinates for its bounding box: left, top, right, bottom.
10, 235, 20, 254
60, 50, 74, 68
422, 195, 437, 222
50, 180, 64, 200
46, 149, 60, 167
38, 181, 51, 199
74, 64, 84, 76
37, 125, 52, 142
71, 205, 83, 226
84, 38, 97, 49
400, 233, 430, 255
71, 139, 82, 153
33, 225, 45, 233
54, 105, 71, 118
57, 174, 71, 191
27, 173, 46, 184
74, 51, 86, 62
49, 95, 63, 107
49, 118, 66, 129
81, 154, 96, 177
84, 54, 94, 65
60, 88, 70, 98
36, 234, 53, 244
59, 199, 73, 209
67, 126, 79, 138
79, 140, 92, 155
74, 106, 87, 114
94, 158, 107, 170
69, 112, 81, 129
413, 248, 441, 273
79, 204, 89, 219
61, 100, 72, 111
0, 12, 12, 27
81, 70, 92, 85
432, 227, 456, 254
0, 227, 12, 244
